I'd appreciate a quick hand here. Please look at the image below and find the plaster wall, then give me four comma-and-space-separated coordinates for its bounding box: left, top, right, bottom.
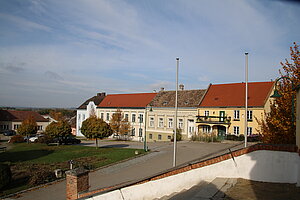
85, 150, 299, 200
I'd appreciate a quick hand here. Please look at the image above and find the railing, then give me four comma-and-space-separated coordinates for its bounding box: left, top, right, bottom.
196, 115, 231, 124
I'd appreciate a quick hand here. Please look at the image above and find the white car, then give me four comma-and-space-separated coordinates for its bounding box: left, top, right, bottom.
29, 136, 38, 142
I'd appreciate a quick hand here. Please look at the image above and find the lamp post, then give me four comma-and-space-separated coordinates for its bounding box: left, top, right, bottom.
244, 52, 248, 148
144, 107, 148, 152
270, 76, 295, 122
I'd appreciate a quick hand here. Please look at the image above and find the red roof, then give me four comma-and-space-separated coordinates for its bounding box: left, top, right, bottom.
0, 110, 49, 122
200, 81, 274, 107
98, 93, 157, 108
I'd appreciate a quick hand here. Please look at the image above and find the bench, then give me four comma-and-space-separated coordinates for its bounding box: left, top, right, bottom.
0, 147, 7, 152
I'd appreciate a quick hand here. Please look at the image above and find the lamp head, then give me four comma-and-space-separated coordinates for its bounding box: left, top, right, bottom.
270, 89, 282, 98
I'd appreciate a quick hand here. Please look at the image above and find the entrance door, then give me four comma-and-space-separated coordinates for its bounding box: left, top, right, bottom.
188, 119, 195, 138
218, 126, 226, 140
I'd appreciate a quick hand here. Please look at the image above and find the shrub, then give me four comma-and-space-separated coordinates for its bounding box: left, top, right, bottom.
191, 134, 220, 142
0, 164, 12, 190
36, 135, 52, 144
9, 135, 25, 143
28, 167, 56, 186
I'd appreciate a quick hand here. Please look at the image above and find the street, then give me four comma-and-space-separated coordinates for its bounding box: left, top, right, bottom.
8, 140, 246, 200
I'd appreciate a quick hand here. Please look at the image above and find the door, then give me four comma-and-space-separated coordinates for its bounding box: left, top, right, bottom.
218, 126, 226, 140
188, 119, 195, 138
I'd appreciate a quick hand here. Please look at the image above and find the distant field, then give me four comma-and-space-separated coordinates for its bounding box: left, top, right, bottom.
0, 143, 144, 197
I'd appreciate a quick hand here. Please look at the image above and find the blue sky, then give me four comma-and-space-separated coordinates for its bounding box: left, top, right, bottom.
0, 0, 299, 108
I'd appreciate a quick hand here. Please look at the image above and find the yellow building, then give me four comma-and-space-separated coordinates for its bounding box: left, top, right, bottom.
197, 81, 274, 137
146, 88, 206, 141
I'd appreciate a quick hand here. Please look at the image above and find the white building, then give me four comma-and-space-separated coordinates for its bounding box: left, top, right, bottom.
76, 93, 106, 137
97, 93, 157, 142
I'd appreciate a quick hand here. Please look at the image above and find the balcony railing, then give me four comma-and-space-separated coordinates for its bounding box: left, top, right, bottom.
196, 115, 231, 124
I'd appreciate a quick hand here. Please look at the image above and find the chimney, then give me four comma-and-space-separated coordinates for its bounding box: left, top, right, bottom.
66, 168, 89, 200
97, 92, 106, 96
160, 87, 165, 91
179, 84, 184, 91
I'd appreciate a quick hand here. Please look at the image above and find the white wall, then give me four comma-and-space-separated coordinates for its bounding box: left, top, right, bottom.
77, 101, 97, 137
85, 150, 299, 200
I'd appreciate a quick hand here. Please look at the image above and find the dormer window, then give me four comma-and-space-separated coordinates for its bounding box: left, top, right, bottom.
163, 101, 168, 106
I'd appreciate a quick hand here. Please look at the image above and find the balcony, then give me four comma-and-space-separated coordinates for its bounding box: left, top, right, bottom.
196, 115, 231, 125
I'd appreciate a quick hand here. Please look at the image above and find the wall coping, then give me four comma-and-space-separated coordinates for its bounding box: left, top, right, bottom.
78, 143, 298, 199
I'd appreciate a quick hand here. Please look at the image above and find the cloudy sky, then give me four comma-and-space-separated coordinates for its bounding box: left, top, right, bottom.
0, 0, 299, 108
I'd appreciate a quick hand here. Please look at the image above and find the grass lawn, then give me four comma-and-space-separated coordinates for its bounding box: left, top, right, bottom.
0, 143, 144, 197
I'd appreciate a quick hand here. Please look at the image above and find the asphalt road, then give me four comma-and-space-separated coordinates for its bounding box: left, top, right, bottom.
5, 140, 247, 200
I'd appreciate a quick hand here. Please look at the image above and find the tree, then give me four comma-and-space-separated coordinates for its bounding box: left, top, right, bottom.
45, 120, 71, 138
81, 115, 113, 148
17, 116, 37, 143
257, 42, 299, 144
109, 109, 131, 140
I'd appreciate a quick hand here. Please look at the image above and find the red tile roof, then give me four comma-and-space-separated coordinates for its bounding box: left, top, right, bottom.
199, 81, 274, 107
98, 93, 157, 108
0, 110, 49, 122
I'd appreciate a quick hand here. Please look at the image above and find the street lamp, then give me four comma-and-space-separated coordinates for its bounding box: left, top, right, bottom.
270, 76, 295, 122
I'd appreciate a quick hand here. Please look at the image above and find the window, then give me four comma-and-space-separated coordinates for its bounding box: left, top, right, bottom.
168, 135, 171, 140
37, 125, 43, 131
125, 114, 129, 121
139, 128, 143, 137
132, 114, 136, 122
158, 134, 162, 140
247, 127, 252, 136
131, 128, 135, 136
14, 124, 20, 130
247, 110, 253, 121
149, 134, 153, 139
234, 126, 240, 135
139, 114, 143, 123
106, 113, 110, 121
204, 111, 209, 116
202, 125, 210, 133
178, 119, 183, 129
78, 114, 80, 120
158, 118, 164, 128
234, 110, 240, 120
101, 113, 104, 119
82, 114, 85, 120
0, 125, 8, 130
149, 117, 154, 127
168, 118, 173, 128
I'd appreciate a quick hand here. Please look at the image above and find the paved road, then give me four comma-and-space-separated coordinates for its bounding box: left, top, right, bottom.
7, 140, 247, 200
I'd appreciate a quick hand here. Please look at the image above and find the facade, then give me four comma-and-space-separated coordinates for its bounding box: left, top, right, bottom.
146, 88, 206, 141
76, 93, 106, 137
0, 110, 49, 133
197, 81, 274, 137
97, 93, 157, 142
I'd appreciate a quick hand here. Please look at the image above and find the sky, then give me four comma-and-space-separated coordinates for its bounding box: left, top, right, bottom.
0, 0, 299, 108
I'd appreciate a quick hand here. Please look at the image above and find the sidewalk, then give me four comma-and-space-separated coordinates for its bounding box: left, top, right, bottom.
7, 141, 246, 200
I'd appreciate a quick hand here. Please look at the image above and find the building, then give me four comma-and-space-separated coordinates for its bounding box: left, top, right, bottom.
97, 93, 157, 142
146, 87, 206, 141
196, 81, 274, 137
76, 92, 106, 137
0, 110, 49, 133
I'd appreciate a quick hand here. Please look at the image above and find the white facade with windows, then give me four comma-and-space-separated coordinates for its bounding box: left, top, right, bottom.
96, 108, 147, 142
76, 101, 97, 137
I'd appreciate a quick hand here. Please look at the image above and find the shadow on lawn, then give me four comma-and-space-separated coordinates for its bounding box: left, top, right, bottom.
100, 144, 129, 148
0, 149, 53, 163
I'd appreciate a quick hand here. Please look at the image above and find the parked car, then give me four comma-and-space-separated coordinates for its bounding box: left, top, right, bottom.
24, 134, 37, 142
3, 130, 16, 136
50, 136, 81, 145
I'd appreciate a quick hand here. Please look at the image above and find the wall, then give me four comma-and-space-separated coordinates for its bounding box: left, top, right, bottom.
147, 107, 197, 141
81, 145, 299, 200
197, 107, 264, 135
96, 108, 146, 142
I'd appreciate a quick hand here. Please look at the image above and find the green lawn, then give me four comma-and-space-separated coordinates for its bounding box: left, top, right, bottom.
0, 143, 144, 196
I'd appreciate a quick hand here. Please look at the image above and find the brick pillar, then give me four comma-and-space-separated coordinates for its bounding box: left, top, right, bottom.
66, 168, 89, 200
